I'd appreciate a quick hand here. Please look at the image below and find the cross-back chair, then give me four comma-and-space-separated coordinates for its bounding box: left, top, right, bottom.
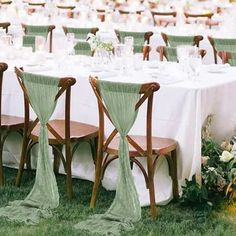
208, 36, 236, 64
0, 22, 10, 33
184, 12, 214, 28
161, 32, 203, 47
0, 0, 12, 5
63, 26, 99, 40
151, 10, 177, 27
89, 77, 179, 219
218, 51, 236, 66
15, 67, 98, 199
115, 30, 153, 60
156, 45, 206, 62
0, 63, 27, 185
22, 24, 56, 53
63, 26, 99, 56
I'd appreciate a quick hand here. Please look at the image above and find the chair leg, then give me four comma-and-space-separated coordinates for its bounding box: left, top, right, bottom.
65, 142, 73, 199
90, 148, 103, 208
167, 150, 179, 200
0, 142, 4, 185
147, 155, 157, 219
16, 137, 30, 187
53, 145, 62, 174
171, 149, 179, 200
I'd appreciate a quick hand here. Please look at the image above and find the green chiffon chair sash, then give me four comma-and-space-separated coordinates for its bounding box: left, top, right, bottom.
75, 80, 142, 235
167, 35, 195, 47
214, 38, 236, 52
228, 51, 236, 66
25, 25, 48, 38
118, 31, 146, 53
74, 41, 92, 56
23, 35, 36, 51
165, 47, 178, 62
0, 72, 60, 224
66, 27, 93, 40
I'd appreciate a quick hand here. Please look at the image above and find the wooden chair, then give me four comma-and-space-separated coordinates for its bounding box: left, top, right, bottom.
0, 22, 10, 33
218, 51, 236, 66
115, 30, 153, 60
63, 26, 99, 40
161, 32, 203, 47
208, 36, 236, 64
28, 2, 45, 7
0, 0, 12, 5
63, 26, 99, 56
15, 68, 99, 199
157, 45, 206, 62
0, 63, 27, 185
22, 24, 56, 53
118, 7, 144, 15
57, 4, 76, 18
89, 77, 179, 219
184, 12, 214, 28
151, 10, 177, 27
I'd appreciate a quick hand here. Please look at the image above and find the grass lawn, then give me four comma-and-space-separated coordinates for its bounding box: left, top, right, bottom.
0, 167, 236, 236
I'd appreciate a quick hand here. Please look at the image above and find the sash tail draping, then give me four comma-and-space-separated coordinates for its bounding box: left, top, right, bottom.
0, 72, 60, 224
75, 81, 142, 235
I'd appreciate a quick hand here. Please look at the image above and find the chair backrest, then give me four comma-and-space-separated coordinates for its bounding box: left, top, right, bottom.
118, 8, 143, 15
28, 2, 45, 7
22, 24, 55, 52
15, 67, 76, 142
63, 26, 99, 40
151, 10, 177, 26
90, 77, 160, 156
208, 36, 236, 64
0, 22, 10, 33
0, 63, 8, 127
218, 51, 236, 66
184, 12, 214, 19
161, 32, 203, 47
115, 30, 153, 59
184, 12, 214, 29
157, 45, 206, 62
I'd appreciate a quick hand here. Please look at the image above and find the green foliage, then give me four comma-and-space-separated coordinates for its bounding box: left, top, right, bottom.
201, 139, 222, 165
181, 175, 211, 210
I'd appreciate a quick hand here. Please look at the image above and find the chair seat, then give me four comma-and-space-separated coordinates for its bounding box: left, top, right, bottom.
106, 135, 177, 156
31, 119, 98, 144
1, 115, 25, 128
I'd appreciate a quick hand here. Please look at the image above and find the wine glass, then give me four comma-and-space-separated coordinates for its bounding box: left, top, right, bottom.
189, 55, 202, 81
66, 33, 75, 55
35, 36, 46, 52
113, 43, 126, 72
124, 36, 134, 56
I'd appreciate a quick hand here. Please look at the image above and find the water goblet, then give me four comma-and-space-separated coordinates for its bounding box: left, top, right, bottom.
189, 55, 202, 81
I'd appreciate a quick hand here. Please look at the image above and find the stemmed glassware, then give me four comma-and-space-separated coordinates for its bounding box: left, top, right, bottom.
66, 33, 76, 55
189, 55, 202, 81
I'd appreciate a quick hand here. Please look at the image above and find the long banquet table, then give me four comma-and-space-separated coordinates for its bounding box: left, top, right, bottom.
2, 53, 236, 206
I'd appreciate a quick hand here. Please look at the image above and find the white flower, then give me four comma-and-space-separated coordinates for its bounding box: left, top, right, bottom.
201, 156, 209, 166
220, 140, 232, 152
208, 167, 215, 171
219, 151, 234, 162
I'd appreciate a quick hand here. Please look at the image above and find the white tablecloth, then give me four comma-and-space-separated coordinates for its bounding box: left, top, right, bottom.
2, 55, 236, 206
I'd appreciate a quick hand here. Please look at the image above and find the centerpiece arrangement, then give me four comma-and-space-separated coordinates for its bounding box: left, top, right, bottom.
86, 33, 113, 54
